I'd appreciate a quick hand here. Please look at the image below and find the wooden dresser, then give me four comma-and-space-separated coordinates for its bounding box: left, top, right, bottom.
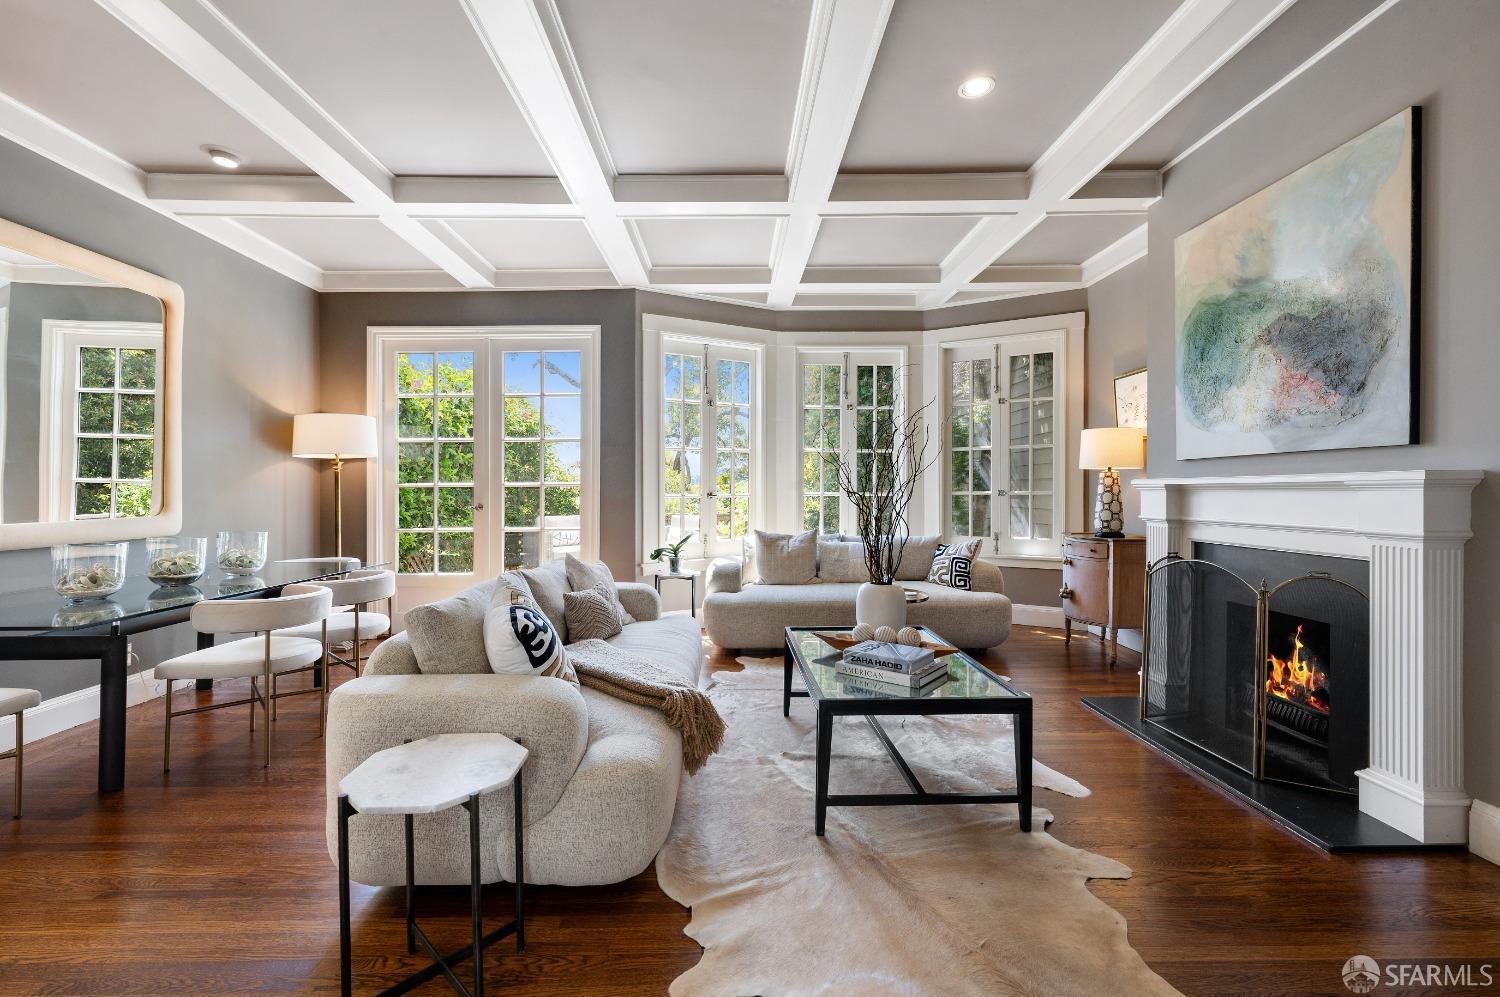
1059, 534, 1146, 664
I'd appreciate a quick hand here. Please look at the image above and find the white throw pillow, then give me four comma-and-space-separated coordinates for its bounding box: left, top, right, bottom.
484, 575, 576, 682
817, 538, 869, 582
754, 529, 818, 584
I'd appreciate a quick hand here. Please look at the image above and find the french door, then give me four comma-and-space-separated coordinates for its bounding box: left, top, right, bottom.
659, 341, 757, 559
374, 330, 597, 615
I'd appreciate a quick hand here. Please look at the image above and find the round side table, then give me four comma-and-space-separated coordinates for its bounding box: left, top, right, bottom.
337, 733, 528, 997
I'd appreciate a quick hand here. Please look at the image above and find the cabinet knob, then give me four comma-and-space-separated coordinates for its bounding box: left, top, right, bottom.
1059, 585, 1073, 599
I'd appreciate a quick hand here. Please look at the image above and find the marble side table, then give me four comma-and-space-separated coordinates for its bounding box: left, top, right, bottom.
336, 733, 528, 997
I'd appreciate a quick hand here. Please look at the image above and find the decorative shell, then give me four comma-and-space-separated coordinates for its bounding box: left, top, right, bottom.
897, 626, 923, 646
873, 625, 898, 643
851, 622, 877, 641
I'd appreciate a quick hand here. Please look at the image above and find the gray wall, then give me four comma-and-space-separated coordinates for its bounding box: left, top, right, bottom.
0, 136, 319, 699
316, 289, 641, 577
1141, 0, 1500, 802
3, 282, 161, 522
1083, 258, 1149, 537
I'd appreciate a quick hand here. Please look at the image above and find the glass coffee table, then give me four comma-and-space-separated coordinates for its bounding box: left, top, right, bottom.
782, 625, 1033, 835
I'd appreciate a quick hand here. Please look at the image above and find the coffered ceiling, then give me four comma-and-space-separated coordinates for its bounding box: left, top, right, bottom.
0, 0, 1398, 309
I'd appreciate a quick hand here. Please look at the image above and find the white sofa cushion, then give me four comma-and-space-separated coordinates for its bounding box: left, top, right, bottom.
817, 537, 867, 581
404, 585, 491, 675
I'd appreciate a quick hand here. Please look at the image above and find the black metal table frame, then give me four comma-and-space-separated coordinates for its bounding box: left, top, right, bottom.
782, 630, 1033, 836
651, 571, 698, 618
337, 770, 525, 997
0, 586, 311, 794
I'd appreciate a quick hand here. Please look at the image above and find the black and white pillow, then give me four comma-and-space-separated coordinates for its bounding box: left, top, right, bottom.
484, 576, 576, 682
927, 539, 981, 591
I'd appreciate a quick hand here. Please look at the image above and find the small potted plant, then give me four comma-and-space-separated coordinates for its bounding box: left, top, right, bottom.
649, 533, 693, 574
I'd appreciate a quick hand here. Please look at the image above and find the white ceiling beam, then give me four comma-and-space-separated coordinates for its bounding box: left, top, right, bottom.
1069, 169, 1163, 201
921, 0, 1295, 307
1080, 224, 1149, 285
93, 0, 494, 287
614, 175, 788, 205
0, 89, 323, 287
459, 0, 648, 286
768, 0, 895, 307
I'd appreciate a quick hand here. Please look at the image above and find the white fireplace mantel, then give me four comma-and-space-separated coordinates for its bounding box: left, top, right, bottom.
1135, 469, 1483, 844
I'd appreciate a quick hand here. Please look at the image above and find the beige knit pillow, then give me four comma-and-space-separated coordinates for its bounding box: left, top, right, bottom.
563, 554, 633, 627
563, 583, 624, 642
754, 529, 818, 584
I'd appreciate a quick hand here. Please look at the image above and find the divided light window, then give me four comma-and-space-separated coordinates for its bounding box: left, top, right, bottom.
72, 344, 159, 519
945, 338, 1063, 559
659, 343, 755, 557
395, 351, 476, 574
800, 353, 901, 535
500, 350, 583, 569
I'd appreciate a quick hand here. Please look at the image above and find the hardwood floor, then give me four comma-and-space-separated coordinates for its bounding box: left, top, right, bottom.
1, 626, 1497, 995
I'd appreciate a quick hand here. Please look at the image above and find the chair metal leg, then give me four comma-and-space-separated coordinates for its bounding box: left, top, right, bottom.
249, 677, 257, 734
163, 680, 173, 773
353, 606, 362, 677
271, 672, 278, 722
320, 619, 329, 737
13, 710, 23, 819
262, 632, 273, 768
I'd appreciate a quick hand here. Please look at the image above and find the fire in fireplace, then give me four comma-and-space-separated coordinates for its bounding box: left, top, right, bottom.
1266, 621, 1330, 714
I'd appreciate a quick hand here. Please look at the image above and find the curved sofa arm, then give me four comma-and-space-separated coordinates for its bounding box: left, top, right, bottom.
616, 582, 661, 622
325, 672, 588, 885
706, 558, 742, 595
365, 630, 420, 675
972, 559, 1005, 594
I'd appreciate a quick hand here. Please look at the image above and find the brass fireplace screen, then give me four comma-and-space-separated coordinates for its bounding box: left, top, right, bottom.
1140, 556, 1370, 794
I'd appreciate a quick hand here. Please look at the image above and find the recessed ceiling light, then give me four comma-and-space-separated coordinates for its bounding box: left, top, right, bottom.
958, 75, 996, 100
203, 146, 241, 169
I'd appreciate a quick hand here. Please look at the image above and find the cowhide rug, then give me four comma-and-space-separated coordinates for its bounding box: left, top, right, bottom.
655, 658, 1178, 996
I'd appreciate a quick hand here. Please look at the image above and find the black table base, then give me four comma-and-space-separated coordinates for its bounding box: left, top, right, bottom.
338, 771, 525, 997
784, 634, 1034, 836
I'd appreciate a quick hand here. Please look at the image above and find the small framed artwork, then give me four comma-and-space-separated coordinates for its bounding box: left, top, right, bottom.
1114, 367, 1147, 429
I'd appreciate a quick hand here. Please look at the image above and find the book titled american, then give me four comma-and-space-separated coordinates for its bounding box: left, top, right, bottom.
836, 659, 950, 691
841, 639, 936, 674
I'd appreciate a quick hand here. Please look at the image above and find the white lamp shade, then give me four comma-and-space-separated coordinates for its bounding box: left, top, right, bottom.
1079, 427, 1145, 470
292, 413, 377, 459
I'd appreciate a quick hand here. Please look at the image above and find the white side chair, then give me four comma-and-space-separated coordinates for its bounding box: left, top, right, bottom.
157, 584, 333, 771
274, 569, 395, 679
0, 688, 42, 818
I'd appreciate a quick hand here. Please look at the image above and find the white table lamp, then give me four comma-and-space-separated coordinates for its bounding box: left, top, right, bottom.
293, 413, 377, 559
1079, 427, 1145, 539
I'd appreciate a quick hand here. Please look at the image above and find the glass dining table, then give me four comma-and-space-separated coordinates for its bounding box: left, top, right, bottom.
0, 558, 382, 793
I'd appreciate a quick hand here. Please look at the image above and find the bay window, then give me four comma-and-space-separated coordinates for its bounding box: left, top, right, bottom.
798, 351, 902, 535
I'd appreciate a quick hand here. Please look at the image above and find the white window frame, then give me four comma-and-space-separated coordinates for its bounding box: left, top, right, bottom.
922, 313, 1085, 569
38, 320, 164, 522
366, 326, 601, 600
795, 348, 905, 536
642, 316, 768, 568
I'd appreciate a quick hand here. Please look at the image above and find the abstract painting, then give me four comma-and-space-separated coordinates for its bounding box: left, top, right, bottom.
1174, 107, 1418, 459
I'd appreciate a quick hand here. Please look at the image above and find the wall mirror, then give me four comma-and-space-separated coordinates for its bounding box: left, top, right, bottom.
0, 217, 182, 550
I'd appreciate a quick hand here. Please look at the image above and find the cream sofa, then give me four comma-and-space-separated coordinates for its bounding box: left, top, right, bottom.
702, 555, 1012, 652
324, 577, 701, 888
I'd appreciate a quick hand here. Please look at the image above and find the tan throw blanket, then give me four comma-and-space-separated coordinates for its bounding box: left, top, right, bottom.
566, 639, 725, 774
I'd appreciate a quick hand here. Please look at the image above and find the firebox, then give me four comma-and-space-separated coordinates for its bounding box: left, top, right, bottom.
1141, 543, 1369, 794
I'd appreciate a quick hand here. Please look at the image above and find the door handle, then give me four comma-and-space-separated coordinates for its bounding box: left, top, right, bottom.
473, 502, 486, 511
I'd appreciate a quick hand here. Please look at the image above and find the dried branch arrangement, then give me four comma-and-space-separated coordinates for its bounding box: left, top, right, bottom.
826, 397, 941, 584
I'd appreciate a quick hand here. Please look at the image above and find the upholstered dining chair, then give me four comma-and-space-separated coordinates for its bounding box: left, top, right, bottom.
156, 584, 332, 771
274, 569, 395, 679
0, 688, 41, 818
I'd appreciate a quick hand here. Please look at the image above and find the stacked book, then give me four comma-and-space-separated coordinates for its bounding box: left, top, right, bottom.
836, 639, 947, 692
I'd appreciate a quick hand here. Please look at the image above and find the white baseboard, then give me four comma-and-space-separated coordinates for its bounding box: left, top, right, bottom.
1013, 604, 1065, 627
1471, 800, 1500, 866
1081, 623, 1144, 653
0, 667, 169, 752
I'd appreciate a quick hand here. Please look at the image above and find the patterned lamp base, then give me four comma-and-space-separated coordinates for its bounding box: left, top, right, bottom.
1093, 467, 1125, 538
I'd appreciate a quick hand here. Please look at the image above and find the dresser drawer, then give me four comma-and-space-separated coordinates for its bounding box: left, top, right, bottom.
1064, 537, 1110, 561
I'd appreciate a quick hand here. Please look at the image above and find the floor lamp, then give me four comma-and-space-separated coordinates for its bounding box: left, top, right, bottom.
292, 413, 377, 560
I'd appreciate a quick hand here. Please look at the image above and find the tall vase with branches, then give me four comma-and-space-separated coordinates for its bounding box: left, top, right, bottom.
825, 398, 940, 626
